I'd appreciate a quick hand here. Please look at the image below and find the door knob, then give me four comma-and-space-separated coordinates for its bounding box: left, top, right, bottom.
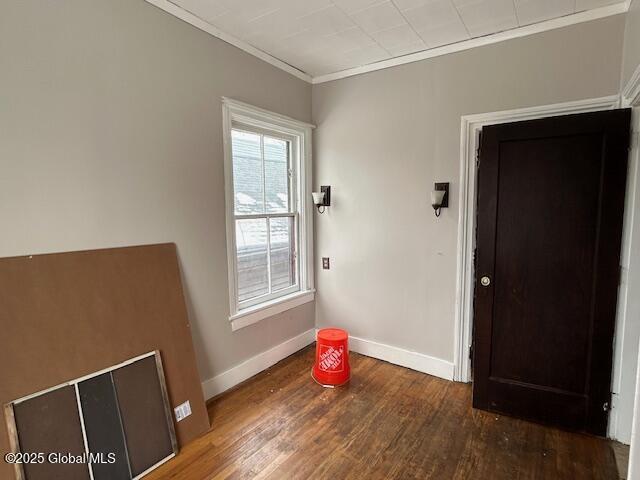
480, 276, 491, 287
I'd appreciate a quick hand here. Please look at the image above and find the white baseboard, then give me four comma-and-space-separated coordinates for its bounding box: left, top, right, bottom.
347, 334, 454, 381
201, 329, 455, 400
201, 328, 315, 400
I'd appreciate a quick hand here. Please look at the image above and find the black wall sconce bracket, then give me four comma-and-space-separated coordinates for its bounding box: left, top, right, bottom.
321, 185, 331, 207
435, 182, 448, 208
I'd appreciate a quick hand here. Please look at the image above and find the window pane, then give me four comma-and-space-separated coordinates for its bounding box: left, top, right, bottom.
264, 136, 290, 213
236, 218, 268, 302
232, 130, 264, 214
270, 217, 296, 292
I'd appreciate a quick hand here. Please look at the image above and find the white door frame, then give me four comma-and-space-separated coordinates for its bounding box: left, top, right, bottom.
452, 93, 640, 442
453, 95, 621, 377
616, 69, 640, 445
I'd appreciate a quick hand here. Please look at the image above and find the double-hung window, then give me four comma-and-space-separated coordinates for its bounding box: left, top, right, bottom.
222, 99, 314, 330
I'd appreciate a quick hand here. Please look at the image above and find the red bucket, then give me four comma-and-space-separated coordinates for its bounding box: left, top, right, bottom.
312, 328, 350, 387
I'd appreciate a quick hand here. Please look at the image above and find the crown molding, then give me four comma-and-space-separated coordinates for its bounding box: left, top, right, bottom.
146, 0, 628, 86
622, 62, 640, 107
313, 2, 629, 84
144, 0, 312, 83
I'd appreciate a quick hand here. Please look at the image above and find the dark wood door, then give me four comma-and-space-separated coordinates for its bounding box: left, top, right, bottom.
472, 109, 631, 435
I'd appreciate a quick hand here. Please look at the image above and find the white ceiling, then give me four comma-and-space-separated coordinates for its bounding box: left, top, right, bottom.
167, 0, 627, 79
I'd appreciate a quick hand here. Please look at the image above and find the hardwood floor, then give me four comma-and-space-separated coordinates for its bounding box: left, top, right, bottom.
147, 346, 620, 480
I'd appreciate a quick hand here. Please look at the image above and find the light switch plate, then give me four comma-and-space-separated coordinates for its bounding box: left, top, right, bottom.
322, 257, 330, 270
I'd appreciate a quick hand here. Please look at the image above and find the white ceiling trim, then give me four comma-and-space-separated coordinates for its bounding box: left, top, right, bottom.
622, 61, 640, 106
313, 2, 629, 83
145, 0, 313, 83
146, 0, 629, 85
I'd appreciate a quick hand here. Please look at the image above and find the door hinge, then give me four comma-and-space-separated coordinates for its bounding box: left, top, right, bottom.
603, 401, 611, 412
469, 343, 474, 361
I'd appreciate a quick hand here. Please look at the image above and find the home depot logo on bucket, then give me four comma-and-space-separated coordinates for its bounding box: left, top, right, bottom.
318, 345, 344, 372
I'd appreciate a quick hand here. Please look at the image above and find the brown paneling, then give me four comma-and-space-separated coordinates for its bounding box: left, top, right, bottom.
13, 386, 90, 480
112, 357, 174, 476
0, 244, 209, 480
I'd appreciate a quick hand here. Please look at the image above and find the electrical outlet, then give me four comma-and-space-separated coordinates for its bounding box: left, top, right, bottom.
322, 257, 330, 270
174, 400, 192, 422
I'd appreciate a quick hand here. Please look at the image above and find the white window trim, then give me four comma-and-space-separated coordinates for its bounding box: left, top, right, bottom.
222, 97, 315, 331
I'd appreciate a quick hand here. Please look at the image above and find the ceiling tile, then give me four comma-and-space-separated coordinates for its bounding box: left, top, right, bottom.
349, 1, 407, 34
244, 32, 288, 53
514, 0, 573, 25
310, 50, 356, 67
401, 0, 469, 47
286, 28, 379, 73
171, 0, 232, 22
279, 0, 333, 17
370, 24, 424, 49
297, 5, 356, 35
575, 0, 622, 10
260, 29, 321, 53
305, 58, 355, 75
224, 0, 286, 22
416, 23, 468, 47
323, 27, 378, 51
453, 0, 518, 37
245, 9, 308, 39
282, 48, 355, 75
393, 0, 431, 10
332, 0, 387, 15
209, 11, 259, 37
385, 41, 428, 56
279, 26, 372, 55
342, 43, 391, 65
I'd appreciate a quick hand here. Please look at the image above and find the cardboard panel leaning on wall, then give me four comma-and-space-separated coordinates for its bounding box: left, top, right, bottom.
0, 243, 208, 480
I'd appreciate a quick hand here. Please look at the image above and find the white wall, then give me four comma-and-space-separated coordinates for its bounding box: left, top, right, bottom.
622, 0, 640, 87
0, 0, 314, 386
312, 16, 625, 372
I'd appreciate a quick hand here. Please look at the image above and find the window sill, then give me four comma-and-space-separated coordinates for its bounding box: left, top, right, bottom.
229, 290, 315, 331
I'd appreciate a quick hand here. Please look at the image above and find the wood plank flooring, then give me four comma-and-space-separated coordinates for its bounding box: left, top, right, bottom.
146, 346, 620, 479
